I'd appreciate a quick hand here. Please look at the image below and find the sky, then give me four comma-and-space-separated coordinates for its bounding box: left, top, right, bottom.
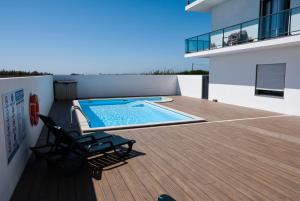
0, 0, 211, 74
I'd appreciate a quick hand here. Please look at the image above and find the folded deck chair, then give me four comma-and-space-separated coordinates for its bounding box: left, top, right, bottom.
31, 115, 136, 162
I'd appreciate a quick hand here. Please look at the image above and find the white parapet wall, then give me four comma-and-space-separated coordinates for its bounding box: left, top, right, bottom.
0, 75, 54, 201
177, 75, 203, 98
54, 75, 179, 99
54, 74, 205, 99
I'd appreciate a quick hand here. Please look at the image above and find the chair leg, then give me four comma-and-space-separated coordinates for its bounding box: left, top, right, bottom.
87, 159, 103, 180
89, 166, 102, 180
30, 144, 54, 159
125, 142, 133, 155
114, 142, 134, 158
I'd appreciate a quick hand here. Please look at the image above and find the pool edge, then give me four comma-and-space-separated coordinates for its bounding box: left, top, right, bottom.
73, 97, 206, 133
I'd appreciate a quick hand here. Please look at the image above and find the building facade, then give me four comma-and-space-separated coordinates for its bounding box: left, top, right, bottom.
185, 0, 300, 115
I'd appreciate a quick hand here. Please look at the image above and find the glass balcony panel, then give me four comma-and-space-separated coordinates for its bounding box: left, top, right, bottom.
259, 15, 274, 39
197, 33, 210, 51
223, 25, 241, 46
291, 7, 300, 35
185, 37, 198, 53
260, 10, 290, 39
275, 10, 290, 36
210, 30, 223, 49
241, 19, 259, 43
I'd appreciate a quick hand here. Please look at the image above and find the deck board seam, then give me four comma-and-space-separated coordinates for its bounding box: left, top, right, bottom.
178, 126, 300, 200
132, 131, 197, 201
133, 130, 227, 201
140, 128, 259, 201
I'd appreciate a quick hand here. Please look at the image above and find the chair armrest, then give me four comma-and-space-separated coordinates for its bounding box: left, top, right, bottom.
66, 130, 81, 136
76, 133, 112, 141
76, 135, 96, 142
87, 141, 114, 151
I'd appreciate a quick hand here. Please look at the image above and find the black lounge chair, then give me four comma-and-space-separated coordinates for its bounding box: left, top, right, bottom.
30, 115, 113, 157
38, 114, 112, 144
31, 115, 136, 167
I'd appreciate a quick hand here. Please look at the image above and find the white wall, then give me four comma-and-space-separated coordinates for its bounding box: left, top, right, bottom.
211, 0, 300, 30
211, 0, 260, 30
177, 75, 203, 98
209, 46, 300, 115
54, 75, 178, 99
0, 76, 54, 201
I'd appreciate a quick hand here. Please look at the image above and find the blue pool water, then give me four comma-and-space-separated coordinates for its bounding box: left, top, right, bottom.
78, 97, 194, 128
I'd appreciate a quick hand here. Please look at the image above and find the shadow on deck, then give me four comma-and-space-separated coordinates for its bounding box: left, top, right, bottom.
11, 101, 144, 201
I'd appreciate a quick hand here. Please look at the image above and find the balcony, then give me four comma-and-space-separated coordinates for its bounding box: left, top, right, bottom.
185, 6, 300, 57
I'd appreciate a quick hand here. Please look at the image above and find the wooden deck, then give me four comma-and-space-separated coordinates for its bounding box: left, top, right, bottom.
11, 96, 300, 201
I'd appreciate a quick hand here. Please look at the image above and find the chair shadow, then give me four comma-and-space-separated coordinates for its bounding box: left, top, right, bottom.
11, 102, 145, 201
87, 149, 145, 180
11, 149, 144, 201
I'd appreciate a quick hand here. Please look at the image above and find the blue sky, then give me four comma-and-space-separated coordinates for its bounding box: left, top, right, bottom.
0, 0, 211, 74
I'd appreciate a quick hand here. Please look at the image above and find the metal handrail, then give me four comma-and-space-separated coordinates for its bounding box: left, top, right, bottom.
185, 6, 300, 53
70, 105, 91, 127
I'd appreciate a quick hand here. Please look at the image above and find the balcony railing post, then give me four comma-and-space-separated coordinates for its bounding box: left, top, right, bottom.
258, 16, 262, 40
208, 33, 211, 50
196, 36, 199, 51
185, 39, 187, 53
222, 29, 225, 47
289, 8, 292, 35
186, 39, 189, 53
240, 23, 243, 43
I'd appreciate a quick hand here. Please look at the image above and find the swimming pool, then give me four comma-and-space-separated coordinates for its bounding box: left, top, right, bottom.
73, 97, 204, 132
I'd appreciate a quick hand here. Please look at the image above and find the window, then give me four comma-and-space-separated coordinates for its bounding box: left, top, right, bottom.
255, 63, 286, 97
259, 0, 290, 39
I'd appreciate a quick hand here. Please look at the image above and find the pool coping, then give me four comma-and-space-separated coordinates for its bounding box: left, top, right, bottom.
72, 96, 206, 133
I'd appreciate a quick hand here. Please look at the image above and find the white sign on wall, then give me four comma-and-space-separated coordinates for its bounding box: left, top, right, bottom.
2, 89, 25, 164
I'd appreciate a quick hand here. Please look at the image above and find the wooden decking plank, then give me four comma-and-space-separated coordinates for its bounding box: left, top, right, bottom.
126, 156, 167, 199
181, 122, 300, 169
237, 116, 300, 139
132, 135, 218, 201
175, 125, 300, 200
103, 168, 136, 201
189, 125, 300, 192
131, 140, 195, 201
186, 123, 300, 174
10, 158, 39, 201
117, 159, 154, 201
93, 174, 116, 201
134, 128, 254, 201
141, 125, 287, 201
160, 96, 278, 121
227, 121, 300, 152
135, 127, 268, 201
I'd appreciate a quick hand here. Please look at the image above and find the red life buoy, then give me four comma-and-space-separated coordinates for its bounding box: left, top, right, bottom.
29, 94, 39, 126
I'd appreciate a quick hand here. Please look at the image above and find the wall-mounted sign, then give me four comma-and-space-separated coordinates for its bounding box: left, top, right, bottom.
2, 89, 25, 164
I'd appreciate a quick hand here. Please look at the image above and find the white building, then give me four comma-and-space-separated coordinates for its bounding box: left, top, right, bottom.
185, 0, 300, 115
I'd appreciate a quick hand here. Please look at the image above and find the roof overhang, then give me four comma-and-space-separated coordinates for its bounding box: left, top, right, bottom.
185, 0, 229, 12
